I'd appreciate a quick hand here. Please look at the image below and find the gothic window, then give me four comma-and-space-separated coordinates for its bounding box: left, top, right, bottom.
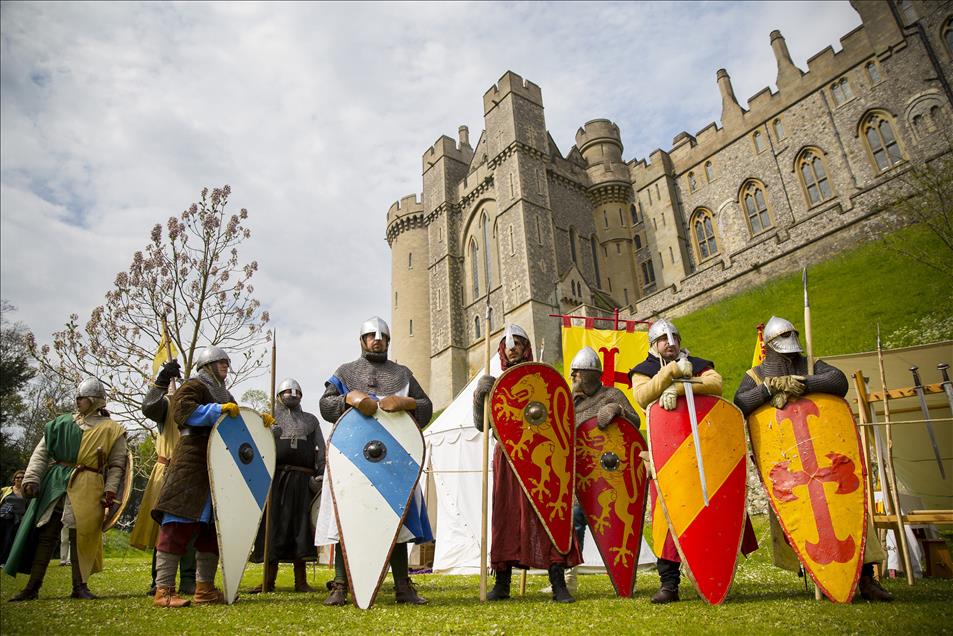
688, 172, 697, 192
634, 233, 643, 251
691, 208, 718, 261
865, 61, 881, 84
630, 204, 641, 225
740, 180, 773, 235
860, 112, 904, 172
640, 259, 656, 290
773, 118, 785, 140
481, 214, 493, 289
618, 208, 625, 226
590, 234, 601, 287
831, 78, 852, 106
571, 280, 576, 296
469, 239, 479, 298
569, 227, 578, 264
797, 149, 834, 205
474, 315, 481, 339
945, 18, 953, 57
705, 161, 715, 182
753, 131, 766, 153
615, 242, 621, 255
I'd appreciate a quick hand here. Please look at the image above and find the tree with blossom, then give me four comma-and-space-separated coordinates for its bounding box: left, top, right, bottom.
28, 185, 270, 432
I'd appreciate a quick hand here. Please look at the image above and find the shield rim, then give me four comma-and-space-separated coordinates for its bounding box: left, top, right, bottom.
574, 414, 648, 597
327, 406, 424, 610
646, 394, 747, 605
102, 448, 135, 531
748, 393, 868, 604
490, 361, 575, 555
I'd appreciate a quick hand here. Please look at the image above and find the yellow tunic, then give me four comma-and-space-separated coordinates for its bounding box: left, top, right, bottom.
129, 399, 179, 550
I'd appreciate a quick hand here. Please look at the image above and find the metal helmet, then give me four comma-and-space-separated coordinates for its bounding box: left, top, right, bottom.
277, 378, 302, 397
360, 316, 390, 341
648, 319, 680, 347
195, 345, 230, 370
570, 346, 602, 372
502, 324, 530, 350
77, 377, 106, 399
764, 316, 803, 354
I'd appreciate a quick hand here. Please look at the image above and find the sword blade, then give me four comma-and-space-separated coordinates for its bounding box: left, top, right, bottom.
912, 386, 946, 480
679, 380, 709, 507
941, 381, 953, 416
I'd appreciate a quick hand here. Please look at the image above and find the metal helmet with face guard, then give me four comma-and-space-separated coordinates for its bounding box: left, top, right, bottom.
764, 316, 803, 354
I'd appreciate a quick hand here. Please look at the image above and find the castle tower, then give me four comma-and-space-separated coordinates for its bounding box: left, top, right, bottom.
576, 120, 639, 306
386, 194, 431, 393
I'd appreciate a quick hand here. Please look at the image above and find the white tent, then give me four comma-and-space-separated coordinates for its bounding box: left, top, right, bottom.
423, 358, 655, 575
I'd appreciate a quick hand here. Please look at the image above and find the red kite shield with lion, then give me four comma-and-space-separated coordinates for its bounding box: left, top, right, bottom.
490, 362, 575, 554
575, 415, 648, 597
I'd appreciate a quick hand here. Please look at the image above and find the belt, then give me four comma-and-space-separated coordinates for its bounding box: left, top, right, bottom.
277, 465, 315, 476
179, 426, 210, 437
53, 461, 95, 473
157, 456, 170, 466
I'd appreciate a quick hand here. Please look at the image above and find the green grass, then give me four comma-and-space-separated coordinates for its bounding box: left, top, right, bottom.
2, 515, 951, 634
672, 224, 953, 396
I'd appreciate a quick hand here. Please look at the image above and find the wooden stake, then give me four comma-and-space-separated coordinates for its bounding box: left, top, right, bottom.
519, 569, 527, 596
479, 309, 492, 602
876, 325, 914, 586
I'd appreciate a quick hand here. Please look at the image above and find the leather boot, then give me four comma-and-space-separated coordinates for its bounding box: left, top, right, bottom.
192, 581, 226, 604
487, 567, 511, 601
71, 583, 98, 600
293, 560, 315, 593
153, 586, 191, 608
858, 575, 893, 602
651, 585, 680, 604
249, 562, 278, 593
548, 565, 575, 603
394, 578, 428, 604
8, 587, 39, 602
324, 580, 348, 606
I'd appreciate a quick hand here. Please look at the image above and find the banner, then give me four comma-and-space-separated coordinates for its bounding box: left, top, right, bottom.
152, 334, 179, 378
561, 325, 649, 426
751, 323, 766, 368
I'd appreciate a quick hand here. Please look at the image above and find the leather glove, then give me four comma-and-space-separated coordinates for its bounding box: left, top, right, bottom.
763, 376, 785, 395
221, 402, 240, 418
346, 391, 378, 417
597, 403, 623, 429
771, 392, 789, 409
22, 482, 39, 499
668, 360, 687, 379
379, 395, 415, 413
102, 491, 117, 508
261, 412, 276, 428
659, 385, 678, 411
156, 359, 182, 386
675, 358, 693, 378
783, 375, 806, 396
474, 375, 496, 404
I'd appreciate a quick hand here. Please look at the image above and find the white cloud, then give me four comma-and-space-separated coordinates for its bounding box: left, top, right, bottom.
1, 0, 861, 421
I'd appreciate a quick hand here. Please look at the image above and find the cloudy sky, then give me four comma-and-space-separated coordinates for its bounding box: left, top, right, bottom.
1, 1, 862, 422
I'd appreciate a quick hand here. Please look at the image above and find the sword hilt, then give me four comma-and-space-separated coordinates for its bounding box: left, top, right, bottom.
910, 366, 923, 388
939, 363, 951, 385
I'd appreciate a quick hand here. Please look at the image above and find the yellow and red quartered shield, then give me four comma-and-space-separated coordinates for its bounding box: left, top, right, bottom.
648, 395, 748, 605
561, 323, 648, 424
575, 415, 648, 598
490, 362, 575, 554
748, 394, 866, 604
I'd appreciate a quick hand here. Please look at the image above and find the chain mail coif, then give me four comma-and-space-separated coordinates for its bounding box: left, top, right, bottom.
333, 357, 412, 397
196, 368, 236, 404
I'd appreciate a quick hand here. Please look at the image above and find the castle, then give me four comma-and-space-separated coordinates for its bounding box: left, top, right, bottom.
387, 0, 953, 409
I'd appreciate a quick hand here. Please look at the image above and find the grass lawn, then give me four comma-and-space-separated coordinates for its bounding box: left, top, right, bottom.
2, 518, 951, 635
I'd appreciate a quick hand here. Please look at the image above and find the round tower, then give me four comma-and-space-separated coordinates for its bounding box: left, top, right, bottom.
575, 119, 639, 306
386, 194, 431, 392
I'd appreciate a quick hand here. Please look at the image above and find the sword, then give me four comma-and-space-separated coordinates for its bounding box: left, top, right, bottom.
910, 366, 946, 480
939, 363, 953, 415
675, 378, 709, 507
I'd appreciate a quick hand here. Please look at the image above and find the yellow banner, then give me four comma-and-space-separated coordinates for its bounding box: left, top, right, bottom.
752, 324, 766, 368
152, 334, 178, 378
561, 325, 649, 426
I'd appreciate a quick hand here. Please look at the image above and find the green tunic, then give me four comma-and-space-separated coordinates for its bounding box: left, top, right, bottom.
2, 414, 83, 577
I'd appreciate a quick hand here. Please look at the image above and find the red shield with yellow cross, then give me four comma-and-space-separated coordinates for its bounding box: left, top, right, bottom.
647, 395, 748, 605
748, 394, 866, 604
575, 415, 648, 597
490, 362, 575, 554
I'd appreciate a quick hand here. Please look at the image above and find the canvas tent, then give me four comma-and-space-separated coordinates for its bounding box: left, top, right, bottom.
423, 357, 655, 575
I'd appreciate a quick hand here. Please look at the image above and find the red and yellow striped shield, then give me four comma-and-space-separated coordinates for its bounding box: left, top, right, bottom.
748, 394, 866, 604
648, 395, 747, 605
490, 362, 575, 554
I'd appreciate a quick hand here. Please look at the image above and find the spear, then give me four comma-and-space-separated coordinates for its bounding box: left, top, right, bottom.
262, 329, 277, 591
479, 305, 492, 601
802, 267, 814, 375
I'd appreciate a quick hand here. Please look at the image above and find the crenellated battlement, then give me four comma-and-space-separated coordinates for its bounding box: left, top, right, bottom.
385, 193, 426, 245
482, 70, 543, 115
423, 135, 472, 174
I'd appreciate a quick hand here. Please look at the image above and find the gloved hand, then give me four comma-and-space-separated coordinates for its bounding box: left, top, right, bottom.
675, 358, 693, 378
309, 475, 323, 494
597, 403, 623, 429
379, 395, 415, 413
346, 391, 378, 417
156, 359, 182, 386
770, 392, 789, 409
659, 385, 678, 411
22, 482, 39, 499
783, 375, 806, 396
221, 402, 240, 418
101, 491, 117, 508
261, 412, 276, 428
474, 375, 496, 405
764, 376, 785, 395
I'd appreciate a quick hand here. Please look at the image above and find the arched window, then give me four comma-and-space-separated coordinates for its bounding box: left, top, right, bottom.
474, 315, 481, 339
481, 214, 493, 289
831, 78, 853, 106
688, 172, 697, 192
753, 131, 766, 153
590, 235, 601, 288
469, 239, 479, 298
569, 227, 578, 264
740, 180, 773, 235
796, 149, 834, 205
944, 18, 953, 57
860, 112, 904, 172
865, 61, 881, 84
705, 161, 715, 182
773, 118, 785, 140
691, 208, 719, 261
